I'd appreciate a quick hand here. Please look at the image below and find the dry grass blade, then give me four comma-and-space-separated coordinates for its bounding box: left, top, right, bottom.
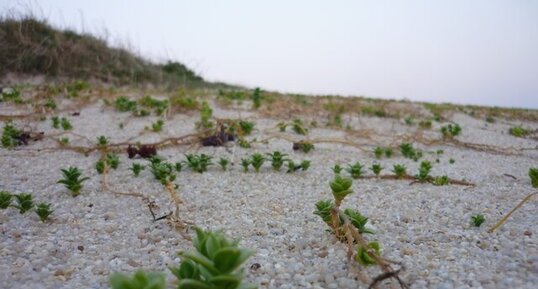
488, 192, 538, 233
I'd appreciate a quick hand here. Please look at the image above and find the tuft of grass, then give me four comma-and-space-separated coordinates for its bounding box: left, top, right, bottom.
60, 117, 72, 130
332, 164, 343, 174
440, 123, 462, 138
267, 151, 289, 171
416, 161, 433, 182
471, 214, 485, 227
293, 141, 314, 153
195, 101, 213, 129
300, 160, 311, 171
251, 87, 263, 109
57, 167, 89, 197
184, 154, 213, 173
97, 136, 109, 146
218, 157, 229, 171
36, 203, 53, 222
374, 147, 383, 159
1, 122, 21, 148
115, 96, 138, 112
292, 119, 308, 135
399, 142, 422, 161
370, 163, 383, 176
241, 158, 250, 172
151, 119, 164, 132
250, 153, 265, 172
149, 160, 176, 185
432, 175, 449, 186
130, 163, 145, 177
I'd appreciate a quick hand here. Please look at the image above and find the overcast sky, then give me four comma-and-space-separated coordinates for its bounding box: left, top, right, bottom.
2, 0, 538, 108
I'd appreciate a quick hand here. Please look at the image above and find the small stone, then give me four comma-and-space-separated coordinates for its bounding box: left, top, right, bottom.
77, 245, 84, 252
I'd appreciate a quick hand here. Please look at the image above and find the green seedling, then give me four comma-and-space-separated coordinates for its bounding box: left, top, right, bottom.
218, 157, 229, 171
314, 201, 373, 234
238, 120, 254, 135
441, 123, 462, 138
57, 167, 90, 197
51, 116, 60, 129
114, 96, 138, 112
292, 119, 308, 135
184, 153, 213, 173
0, 191, 12, 209
529, 168, 538, 188
432, 175, 449, 186
267, 151, 288, 171
13, 193, 34, 214
107, 154, 120, 169
355, 241, 381, 266
374, 147, 383, 159
419, 120, 432, 129
139, 95, 169, 116
196, 101, 213, 129
392, 164, 407, 179
250, 153, 265, 172
251, 87, 262, 109
416, 161, 433, 182
286, 160, 298, 173
330, 174, 353, 206
151, 120, 164, 132
471, 214, 485, 227
449, 158, 455, 164
333, 164, 343, 174
370, 163, 383, 176
277, 122, 287, 132
97, 136, 109, 146
130, 163, 145, 177
175, 162, 183, 172
1, 122, 21, 148
346, 162, 364, 179
238, 138, 251, 148
300, 160, 311, 171
241, 158, 250, 172
96, 159, 106, 174
60, 117, 72, 130
404, 117, 414, 126
170, 228, 256, 289
384, 148, 393, 158
96, 154, 120, 174
294, 141, 314, 153
508, 126, 529, 137
36, 203, 53, 222
150, 161, 176, 185
110, 271, 166, 289
436, 149, 444, 155
59, 137, 69, 145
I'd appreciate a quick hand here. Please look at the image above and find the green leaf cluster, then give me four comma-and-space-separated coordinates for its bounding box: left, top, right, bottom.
57, 167, 90, 196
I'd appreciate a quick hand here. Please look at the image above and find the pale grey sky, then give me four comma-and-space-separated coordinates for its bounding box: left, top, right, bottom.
2, 0, 538, 108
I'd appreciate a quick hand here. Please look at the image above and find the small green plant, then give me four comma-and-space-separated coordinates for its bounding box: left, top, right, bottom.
114, 96, 138, 112
404, 117, 414, 126
60, 117, 72, 130
35, 203, 53, 222
238, 120, 254, 135
293, 141, 314, 153
184, 154, 213, 173
267, 151, 288, 171
356, 241, 381, 266
346, 162, 364, 179
333, 164, 342, 174
150, 161, 176, 185
529, 168, 538, 188
218, 157, 229, 171
374, 147, 383, 159
196, 101, 213, 129
392, 164, 407, 179
370, 163, 383, 176
57, 167, 90, 197
241, 158, 250, 172
2, 122, 21, 148
432, 175, 449, 186
107, 154, 120, 169
96, 154, 120, 174
97, 136, 109, 146
175, 162, 183, 172
13, 193, 34, 214
170, 228, 256, 289
399, 143, 421, 161
151, 119, 164, 132
329, 174, 353, 206
508, 126, 529, 137
471, 214, 485, 227
384, 148, 393, 158
130, 163, 145, 177
251, 87, 262, 109
0, 191, 12, 209
277, 122, 287, 132
441, 123, 462, 138
51, 116, 60, 129
416, 161, 433, 182
110, 271, 166, 289
250, 153, 265, 172
300, 160, 311, 171
292, 119, 308, 135
449, 158, 455, 164
287, 160, 298, 173
59, 137, 69, 145
419, 119, 432, 129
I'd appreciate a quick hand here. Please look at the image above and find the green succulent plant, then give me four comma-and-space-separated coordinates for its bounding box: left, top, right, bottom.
0, 191, 12, 209
185, 154, 213, 173
508, 126, 529, 137
218, 158, 229, 171
250, 153, 265, 172
170, 228, 256, 289
399, 143, 421, 161
370, 163, 383, 176
432, 175, 449, 186
110, 271, 166, 289
13, 193, 34, 214
355, 241, 381, 266
344, 208, 374, 235
440, 123, 462, 138
130, 163, 145, 177
97, 136, 109, 146
330, 175, 353, 206
58, 167, 90, 197
346, 162, 364, 179
36, 203, 53, 222
392, 164, 407, 179
300, 160, 311, 171
374, 147, 383, 159
1, 122, 21, 148
151, 119, 164, 132
416, 161, 432, 182
332, 164, 342, 174
240, 158, 250, 172
471, 214, 485, 227
267, 151, 288, 171
149, 161, 176, 185
60, 117, 72, 130
292, 119, 308, 135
